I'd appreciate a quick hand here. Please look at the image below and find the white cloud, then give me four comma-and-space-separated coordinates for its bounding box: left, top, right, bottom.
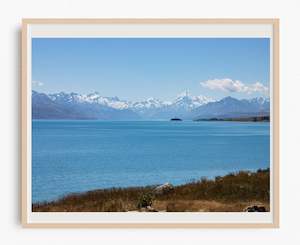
32, 80, 44, 87
200, 78, 268, 94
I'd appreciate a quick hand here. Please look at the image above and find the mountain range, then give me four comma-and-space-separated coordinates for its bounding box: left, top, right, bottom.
32, 90, 270, 120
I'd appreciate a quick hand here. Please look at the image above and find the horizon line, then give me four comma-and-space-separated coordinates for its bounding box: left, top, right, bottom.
31, 89, 270, 102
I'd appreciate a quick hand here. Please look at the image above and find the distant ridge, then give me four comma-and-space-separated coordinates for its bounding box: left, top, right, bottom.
32, 90, 270, 120
191, 96, 270, 120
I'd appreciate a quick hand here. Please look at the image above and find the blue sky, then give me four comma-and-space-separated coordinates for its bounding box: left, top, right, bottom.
32, 38, 270, 101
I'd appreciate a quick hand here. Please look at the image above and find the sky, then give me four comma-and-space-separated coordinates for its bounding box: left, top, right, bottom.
32, 38, 270, 101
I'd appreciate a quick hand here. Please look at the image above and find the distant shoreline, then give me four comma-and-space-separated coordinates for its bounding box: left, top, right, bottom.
32, 168, 270, 212
194, 115, 270, 122
32, 118, 270, 122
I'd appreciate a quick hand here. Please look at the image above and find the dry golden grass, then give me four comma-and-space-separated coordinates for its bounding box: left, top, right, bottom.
32, 168, 269, 212
153, 200, 269, 212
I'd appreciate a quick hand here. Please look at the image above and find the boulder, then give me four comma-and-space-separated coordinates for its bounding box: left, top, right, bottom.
244, 205, 266, 212
139, 206, 158, 212
154, 183, 174, 195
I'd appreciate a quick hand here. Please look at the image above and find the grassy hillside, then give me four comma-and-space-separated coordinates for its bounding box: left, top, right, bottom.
32, 168, 269, 212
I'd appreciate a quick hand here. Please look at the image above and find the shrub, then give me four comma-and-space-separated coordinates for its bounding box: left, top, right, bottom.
137, 193, 153, 209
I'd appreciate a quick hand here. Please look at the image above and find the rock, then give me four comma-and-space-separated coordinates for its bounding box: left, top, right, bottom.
139, 206, 158, 212
244, 205, 266, 212
146, 206, 158, 212
154, 183, 174, 195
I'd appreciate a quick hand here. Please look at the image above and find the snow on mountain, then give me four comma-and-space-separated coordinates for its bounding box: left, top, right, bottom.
249, 97, 270, 104
191, 96, 270, 119
172, 91, 215, 110
248, 97, 270, 107
49, 91, 130, 110
32, 90, 270, 120
83, 92, 129, 110
129, 97, 166, 110
49, 92, 81, 104
47, 90, 214, 112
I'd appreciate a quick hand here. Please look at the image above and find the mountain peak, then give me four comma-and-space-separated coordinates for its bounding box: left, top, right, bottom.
176, 90, 190, 99
32, 90, 270, 120
173, 92, 215, 110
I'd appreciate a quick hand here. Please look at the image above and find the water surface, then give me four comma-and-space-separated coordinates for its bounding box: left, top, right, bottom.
32, 120, 270, 202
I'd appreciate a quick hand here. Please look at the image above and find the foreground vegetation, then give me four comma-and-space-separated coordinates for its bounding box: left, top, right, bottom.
32, 168, 269, 212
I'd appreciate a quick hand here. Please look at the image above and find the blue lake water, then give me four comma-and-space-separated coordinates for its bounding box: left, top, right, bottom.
32, 120, 270, 203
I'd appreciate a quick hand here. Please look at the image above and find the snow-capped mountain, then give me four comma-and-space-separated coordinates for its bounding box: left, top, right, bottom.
248, 97, 270, 111
32, 90, 270, 120
192, 96, 270, 119
129, 91, 214, 119
33, 91, 139, 120
49, 91, 130, 110
129, 98, 168, 110
45, 90, 214, 112
172, 91, 215, 110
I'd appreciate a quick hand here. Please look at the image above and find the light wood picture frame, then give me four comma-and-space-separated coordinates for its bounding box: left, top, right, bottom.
21, 19, 279, 228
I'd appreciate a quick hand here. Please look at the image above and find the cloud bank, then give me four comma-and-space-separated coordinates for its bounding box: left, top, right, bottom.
200, 78, 268, 94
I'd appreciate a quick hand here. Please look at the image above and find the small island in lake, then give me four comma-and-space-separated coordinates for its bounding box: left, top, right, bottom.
31, 38, 271, 214
170, 118, 182, 121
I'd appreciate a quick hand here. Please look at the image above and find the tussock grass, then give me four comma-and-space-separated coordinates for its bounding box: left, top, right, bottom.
32, 168, 269, 212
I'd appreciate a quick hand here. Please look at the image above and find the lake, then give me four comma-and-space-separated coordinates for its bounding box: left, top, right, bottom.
32, 120, 270, 203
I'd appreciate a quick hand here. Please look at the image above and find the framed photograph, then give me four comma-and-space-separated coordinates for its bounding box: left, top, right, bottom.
21, 19, 279, 228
